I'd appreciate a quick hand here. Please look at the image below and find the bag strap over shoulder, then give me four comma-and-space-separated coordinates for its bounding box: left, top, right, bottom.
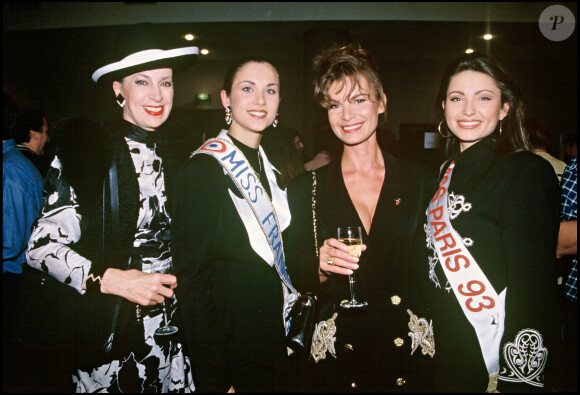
98, 158, 121, 262
109, 159, 120, 250
312, 171, 319, 257
99, 156, 138, 356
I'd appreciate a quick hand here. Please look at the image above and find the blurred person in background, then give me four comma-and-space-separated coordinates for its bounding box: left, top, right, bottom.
14, 106, 52, 178
562, 134, 577, 165
261, 123, 305, 189
527, 119, 566, 182
3, 92, 43, 392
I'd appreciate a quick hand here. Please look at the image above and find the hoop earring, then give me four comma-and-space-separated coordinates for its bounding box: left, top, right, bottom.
438, 120, 453, 138
225, 106, 232, 125
272, 113, 279, 128
116, 93, 125, 108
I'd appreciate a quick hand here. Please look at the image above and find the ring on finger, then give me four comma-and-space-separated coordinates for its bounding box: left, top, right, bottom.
327, 256, 334, 265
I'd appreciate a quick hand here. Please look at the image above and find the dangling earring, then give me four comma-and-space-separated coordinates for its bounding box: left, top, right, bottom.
116, 93, 126, 108
116, 93, 125, 108
272, 113, 279, 128
225, 106, 232, 125
499, 120, 503, 136
437, 120, 453, 138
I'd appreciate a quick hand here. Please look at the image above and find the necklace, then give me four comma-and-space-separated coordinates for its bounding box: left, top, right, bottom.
255, 153, 263, 179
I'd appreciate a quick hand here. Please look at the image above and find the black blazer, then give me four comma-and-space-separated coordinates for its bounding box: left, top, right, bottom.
172, 149, 291, 392
285, 150, 437, 392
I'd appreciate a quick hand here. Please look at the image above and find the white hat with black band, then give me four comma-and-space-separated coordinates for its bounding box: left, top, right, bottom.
92, 23, 199, 86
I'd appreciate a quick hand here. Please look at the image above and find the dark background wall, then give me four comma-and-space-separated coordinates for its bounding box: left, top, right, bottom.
3, 2, 577, 165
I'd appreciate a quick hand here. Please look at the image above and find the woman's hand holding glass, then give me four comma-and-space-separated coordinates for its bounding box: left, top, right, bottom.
337, 226, 367, 308
318, 235, 366, 280
100, 268, 177, 306
155, 264, 179, 336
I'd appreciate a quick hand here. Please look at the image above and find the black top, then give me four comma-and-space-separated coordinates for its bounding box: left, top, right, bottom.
419, 136, 561, 392
285, 150, 437, 392
171, 134, 291, 392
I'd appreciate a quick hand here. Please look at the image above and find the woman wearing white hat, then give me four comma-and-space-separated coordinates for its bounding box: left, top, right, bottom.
24, 23, 198, 392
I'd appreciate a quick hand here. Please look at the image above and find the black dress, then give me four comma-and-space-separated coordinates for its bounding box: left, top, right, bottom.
172, 131, 295, 392
285, 150, 436, 392
420, 137, 561, 392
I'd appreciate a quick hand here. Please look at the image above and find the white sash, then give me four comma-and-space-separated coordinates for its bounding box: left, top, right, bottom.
193, 132, 297, 333
427, 161, 506, 380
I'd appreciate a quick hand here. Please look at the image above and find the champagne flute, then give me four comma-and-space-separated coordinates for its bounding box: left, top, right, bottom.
155, 264, 178, 336
338, 226, 367, 309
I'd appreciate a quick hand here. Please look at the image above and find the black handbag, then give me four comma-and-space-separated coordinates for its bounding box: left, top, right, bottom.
286, 292, 317, 355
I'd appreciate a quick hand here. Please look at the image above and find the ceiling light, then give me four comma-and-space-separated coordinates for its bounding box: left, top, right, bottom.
483, 34, 493, 40
184, 34, 195, 41
465, 48, 474, 54
200, 49, 209, 55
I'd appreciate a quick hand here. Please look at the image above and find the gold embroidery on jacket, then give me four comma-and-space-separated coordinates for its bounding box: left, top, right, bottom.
407, 309, 435, 358
486, 373, 499, 393
311, 313, 338, 362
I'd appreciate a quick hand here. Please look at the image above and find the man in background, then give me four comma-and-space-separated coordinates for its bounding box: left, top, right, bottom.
15, 106, 52, 177
527, 119, 567, 182
563, 134, 577, 165
556, 154, 577, 392
2, 93, 44, 392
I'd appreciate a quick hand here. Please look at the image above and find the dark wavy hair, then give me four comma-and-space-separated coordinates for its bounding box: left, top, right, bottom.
313, 43, 386, 126
435, 52, 531, 153
222, 56, 280, 96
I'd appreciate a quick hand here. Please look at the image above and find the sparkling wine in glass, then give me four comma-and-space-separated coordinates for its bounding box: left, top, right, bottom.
338, 226, 367, 309
155, 266, 178, 336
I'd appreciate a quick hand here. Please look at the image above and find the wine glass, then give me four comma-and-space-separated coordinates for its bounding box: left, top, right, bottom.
155, 265, 178, 336
338, 226, 367, 309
